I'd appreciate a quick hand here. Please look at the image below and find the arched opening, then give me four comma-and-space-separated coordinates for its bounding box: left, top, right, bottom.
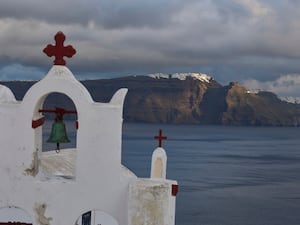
75, 210, 119, 225
0, 206, 33, 225
32, 92, 78, 179
41, 93, 77, 152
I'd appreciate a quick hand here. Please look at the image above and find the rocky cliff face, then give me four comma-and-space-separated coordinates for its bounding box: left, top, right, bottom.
221, 82, 300, 126
82, 73, 223, 124
2, 73, 300, 126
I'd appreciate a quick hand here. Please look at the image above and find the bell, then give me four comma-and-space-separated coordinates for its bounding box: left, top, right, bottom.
47, 114, 70, 151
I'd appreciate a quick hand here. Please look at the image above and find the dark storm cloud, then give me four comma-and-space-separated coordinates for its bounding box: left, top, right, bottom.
93, 0, 184, 29
0, 1, 92, 25
1, 0, 300, 98
0, 0, 183, 29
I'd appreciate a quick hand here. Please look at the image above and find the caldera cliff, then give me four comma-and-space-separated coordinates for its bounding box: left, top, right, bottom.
2, 73, 300, 126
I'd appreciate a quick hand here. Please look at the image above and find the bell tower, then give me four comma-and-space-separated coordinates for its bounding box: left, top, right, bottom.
0, 31, 178, 225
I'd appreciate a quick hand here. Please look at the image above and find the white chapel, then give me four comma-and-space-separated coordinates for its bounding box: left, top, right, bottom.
0, 31, 178, 225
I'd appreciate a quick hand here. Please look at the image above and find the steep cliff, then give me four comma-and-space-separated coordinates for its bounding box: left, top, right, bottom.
2, 73, 300, 126
221, 82, 300, 126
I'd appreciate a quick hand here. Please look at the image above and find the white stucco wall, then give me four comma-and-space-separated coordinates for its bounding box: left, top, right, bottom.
0, 65, 178, 225
0, 66, 130, 225
151, 147, 167, 179
128, 179, 177, 225
0, 85, 16, 103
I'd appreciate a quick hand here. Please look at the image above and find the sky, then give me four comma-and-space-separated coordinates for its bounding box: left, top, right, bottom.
1, 0, 300, 98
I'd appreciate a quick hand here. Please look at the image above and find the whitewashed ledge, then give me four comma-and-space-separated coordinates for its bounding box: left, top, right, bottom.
40, 148, 76, 179
39, 149, 137, 181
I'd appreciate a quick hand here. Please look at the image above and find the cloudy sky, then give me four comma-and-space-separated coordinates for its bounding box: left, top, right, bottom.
1, 0, 300, 98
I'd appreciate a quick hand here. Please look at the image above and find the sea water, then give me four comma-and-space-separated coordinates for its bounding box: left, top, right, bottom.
44, 122, 300, 225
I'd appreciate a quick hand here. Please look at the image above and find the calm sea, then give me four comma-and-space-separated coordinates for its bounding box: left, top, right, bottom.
44, 122, 300, 225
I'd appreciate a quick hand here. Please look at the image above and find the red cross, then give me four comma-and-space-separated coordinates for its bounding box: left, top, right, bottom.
154, 129, 167, 147
43, 31, 76, 65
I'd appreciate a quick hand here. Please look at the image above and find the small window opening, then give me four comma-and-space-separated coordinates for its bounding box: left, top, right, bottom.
75, 210, 119, 225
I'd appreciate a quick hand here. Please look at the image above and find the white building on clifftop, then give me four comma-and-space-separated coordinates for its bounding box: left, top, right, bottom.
0, 31, 178, 225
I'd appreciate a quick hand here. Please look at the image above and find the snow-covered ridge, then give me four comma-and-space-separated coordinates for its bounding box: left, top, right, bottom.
148, 73, 212, 83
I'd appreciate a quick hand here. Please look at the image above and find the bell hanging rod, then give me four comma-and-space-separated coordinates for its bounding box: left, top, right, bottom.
39, 107, 77, 116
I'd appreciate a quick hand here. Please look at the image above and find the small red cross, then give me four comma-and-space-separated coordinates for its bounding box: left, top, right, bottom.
43, 31, 76, 65
154, 129, 167, 147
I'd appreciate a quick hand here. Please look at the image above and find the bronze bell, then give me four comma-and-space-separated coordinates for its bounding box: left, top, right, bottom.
47, 113, 70, 152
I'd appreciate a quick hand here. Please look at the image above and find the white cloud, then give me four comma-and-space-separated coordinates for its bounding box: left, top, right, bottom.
242, 74, 300, 98
236, 0, 272, 16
